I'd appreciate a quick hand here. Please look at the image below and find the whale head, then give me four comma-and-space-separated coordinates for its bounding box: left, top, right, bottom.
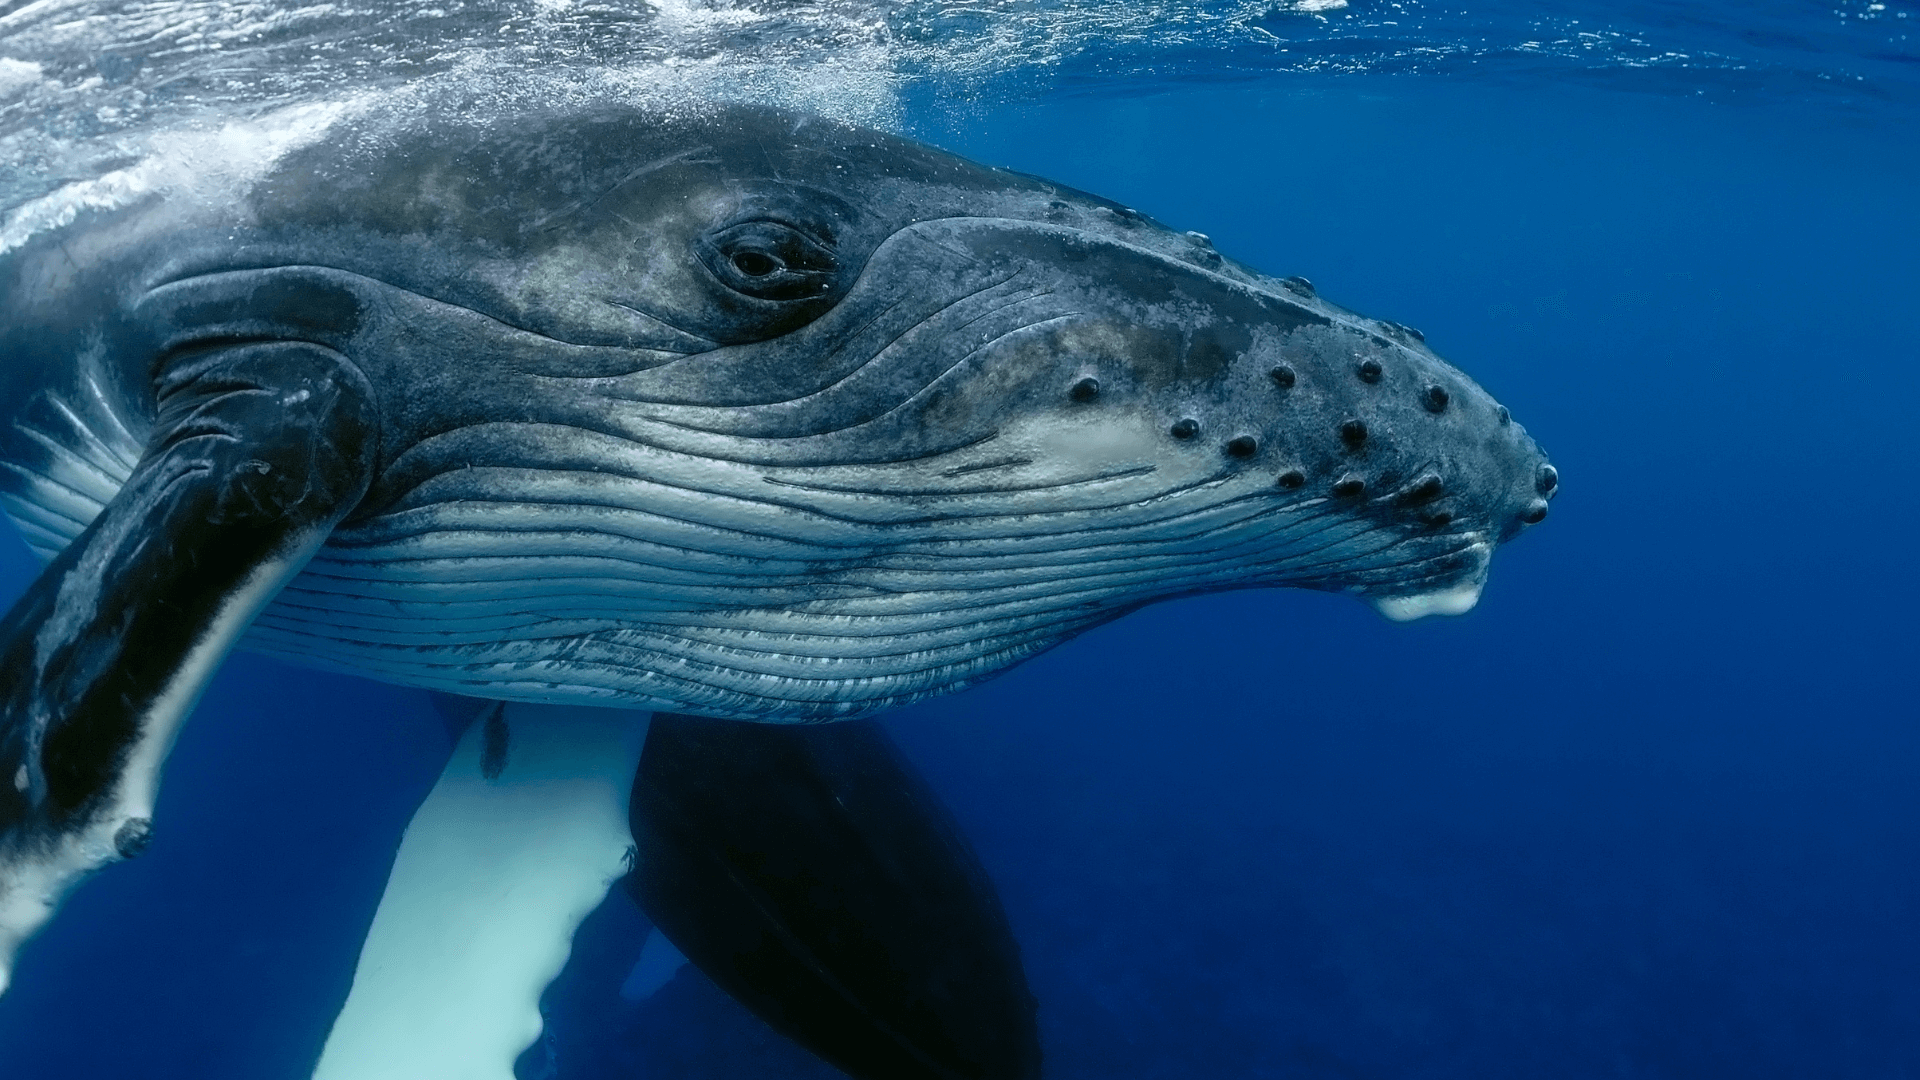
246, 103, 1556, 717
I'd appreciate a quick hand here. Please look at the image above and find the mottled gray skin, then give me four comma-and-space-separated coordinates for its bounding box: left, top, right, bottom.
0, 104, 1552, 976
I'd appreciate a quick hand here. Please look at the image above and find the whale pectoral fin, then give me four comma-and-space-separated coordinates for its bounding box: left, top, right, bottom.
630, 714, 1043, 1080
315, 703, 650, 1080
0, 340, 377, 993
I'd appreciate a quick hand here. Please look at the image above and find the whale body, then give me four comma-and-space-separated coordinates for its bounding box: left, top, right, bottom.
0, 99, 1554, 1074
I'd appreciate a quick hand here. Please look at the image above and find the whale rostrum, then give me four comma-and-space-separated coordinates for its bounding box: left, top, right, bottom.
0, 99, 1554, 1075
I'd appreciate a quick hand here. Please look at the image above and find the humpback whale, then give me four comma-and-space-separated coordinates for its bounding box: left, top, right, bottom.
0, 98, 1554, 1075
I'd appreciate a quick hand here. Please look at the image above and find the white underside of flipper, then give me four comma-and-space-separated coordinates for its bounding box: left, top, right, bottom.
1, 552, 308, 998
312, 703, 649, 1080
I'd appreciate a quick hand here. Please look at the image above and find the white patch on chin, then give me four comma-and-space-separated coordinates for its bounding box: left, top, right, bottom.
1372, 578, 1485, 622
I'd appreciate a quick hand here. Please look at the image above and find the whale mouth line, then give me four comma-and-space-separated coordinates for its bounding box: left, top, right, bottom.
1369, 575, 1487, 622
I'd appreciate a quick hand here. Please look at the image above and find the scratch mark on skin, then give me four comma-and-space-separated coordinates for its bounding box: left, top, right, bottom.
603, 299, 718, 348
532, 147, 721, 233
943, 457, 1034, 477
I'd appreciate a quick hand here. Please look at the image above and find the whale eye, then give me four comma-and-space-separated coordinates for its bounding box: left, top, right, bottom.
731, 250, 779, 277
696, 220, 840, 302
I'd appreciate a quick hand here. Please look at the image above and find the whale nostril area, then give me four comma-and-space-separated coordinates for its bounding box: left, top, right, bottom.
1357, 359, 1383, 384
1225, 435, 1258, 459
1421, 385, 1449, 413
1269, 365, 1296, 389
1537, 463, 1558, 496
1170, 418, 1200, 440
1276, 469, 1306, 489
1339, 420, 1368, 449
1069, 377, 1100, 403
1332, 476, 1366, 498
1520, 499, 1549, 525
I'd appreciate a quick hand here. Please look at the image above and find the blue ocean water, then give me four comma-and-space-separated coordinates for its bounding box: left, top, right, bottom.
1, 2, 1918, 1077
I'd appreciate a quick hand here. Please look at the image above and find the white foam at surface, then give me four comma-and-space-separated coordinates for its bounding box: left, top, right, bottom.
0, 98, 353, 258
313, 703, 650, 1080
0, 57, 42, 98
0, 0, 1895, 210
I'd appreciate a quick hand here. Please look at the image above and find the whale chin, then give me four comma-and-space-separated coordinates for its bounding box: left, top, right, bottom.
1370, 578, 1486, 622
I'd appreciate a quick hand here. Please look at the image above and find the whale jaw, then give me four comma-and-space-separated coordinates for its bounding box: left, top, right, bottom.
1370, 578, 1486, 622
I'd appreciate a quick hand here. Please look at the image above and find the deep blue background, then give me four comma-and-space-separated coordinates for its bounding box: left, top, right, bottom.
3, 75, 1919, 1077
